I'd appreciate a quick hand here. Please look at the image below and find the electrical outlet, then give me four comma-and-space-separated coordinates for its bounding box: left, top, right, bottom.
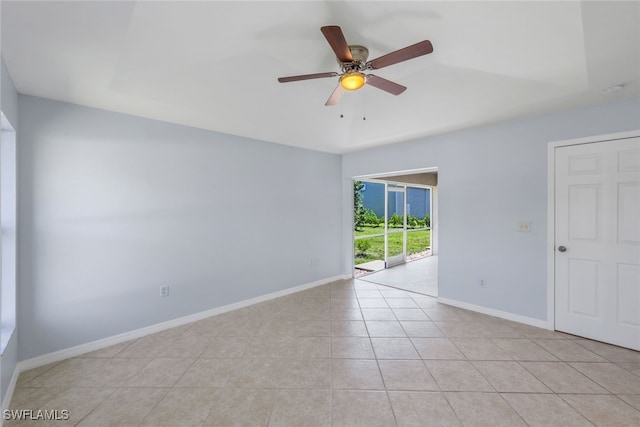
480, 279, 486, 288
518, 221, 532, 232
160, 285, 170, 297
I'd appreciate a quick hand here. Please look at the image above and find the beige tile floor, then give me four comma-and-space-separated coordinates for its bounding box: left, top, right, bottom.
7, 279, 640, 426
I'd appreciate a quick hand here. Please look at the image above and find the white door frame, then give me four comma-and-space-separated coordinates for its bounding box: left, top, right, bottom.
385, 183, 407, 268
546, 129, 640, 330
351, 167, 438, 275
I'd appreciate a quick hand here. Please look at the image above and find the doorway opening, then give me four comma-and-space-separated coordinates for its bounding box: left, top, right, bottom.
353, 170, 438, 296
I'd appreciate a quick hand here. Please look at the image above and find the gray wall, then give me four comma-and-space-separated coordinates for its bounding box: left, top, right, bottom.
18, 95, 343, 360
1, 58, 19, 403
343, 97, 640, 321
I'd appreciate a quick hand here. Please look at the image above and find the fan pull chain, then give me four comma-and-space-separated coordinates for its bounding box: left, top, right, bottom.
362, 93, 367, 121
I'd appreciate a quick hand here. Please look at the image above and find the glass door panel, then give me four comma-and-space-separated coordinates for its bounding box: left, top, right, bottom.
406, 186, 432, 259
385, 185, 406, 267
354, 235, 385, 266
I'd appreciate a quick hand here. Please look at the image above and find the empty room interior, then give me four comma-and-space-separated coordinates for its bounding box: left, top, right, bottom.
1, 1, 640, 426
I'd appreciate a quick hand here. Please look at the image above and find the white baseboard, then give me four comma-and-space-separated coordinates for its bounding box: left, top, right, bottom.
1, 366, 20, 424
437, 297, 550, 330
17, 274, 346, 373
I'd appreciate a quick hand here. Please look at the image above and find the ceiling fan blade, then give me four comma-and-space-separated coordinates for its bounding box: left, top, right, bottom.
321, 26, 353, 62
278, 72, 338, 83
325, 85, 345, 106
366, 75, 407, 95
367, 40, 433, 70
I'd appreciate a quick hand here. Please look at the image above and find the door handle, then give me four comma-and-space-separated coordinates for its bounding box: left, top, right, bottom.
557, 246, 567, 253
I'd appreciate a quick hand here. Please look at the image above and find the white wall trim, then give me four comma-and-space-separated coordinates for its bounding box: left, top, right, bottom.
1, 365, 19, 422
352, 166, 438, 181
546, 142, 556, 331
16, 274, 348, 373
546, 130, 640, 331
438, 296, 549, 330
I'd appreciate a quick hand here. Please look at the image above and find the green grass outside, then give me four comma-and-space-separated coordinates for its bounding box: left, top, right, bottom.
354, 227, 431, 265
354, 226, 387, 236
354, 225, 425, 237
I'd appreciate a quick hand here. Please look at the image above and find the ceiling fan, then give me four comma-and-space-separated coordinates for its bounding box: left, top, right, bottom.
277, 26, 433, 106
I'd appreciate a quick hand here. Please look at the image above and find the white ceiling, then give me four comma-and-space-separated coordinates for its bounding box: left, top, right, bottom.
2, 1, 639, 154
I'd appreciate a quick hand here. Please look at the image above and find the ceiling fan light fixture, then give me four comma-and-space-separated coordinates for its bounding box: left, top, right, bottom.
340, 73, 366, 91
277, 26, 433, 105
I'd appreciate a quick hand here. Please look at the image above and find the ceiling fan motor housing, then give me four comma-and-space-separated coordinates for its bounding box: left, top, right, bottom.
337, 45, 369, 72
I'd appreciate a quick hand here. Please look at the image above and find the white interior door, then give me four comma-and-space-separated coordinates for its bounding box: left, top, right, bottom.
555, 136, 640, 350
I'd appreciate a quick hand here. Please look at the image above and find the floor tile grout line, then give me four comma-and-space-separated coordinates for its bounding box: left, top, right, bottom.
359, 286, 401, 427
530, 337, 608, 362
567, 361, 630, 395
572, 338, 637, 364
329, 323, 334, 427
14, 360, 67, 388
70, 387, 119, 427
439, 390, 470, 426
518, 359, 613, 395
136, 386, 176, 426
555, 392, 632, 426
264, 389, 279, 427
495, 391, 532, 426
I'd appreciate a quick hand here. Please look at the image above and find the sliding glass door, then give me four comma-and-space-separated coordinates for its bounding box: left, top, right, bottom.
354, 180, 432, 274
385, 184, 406, 267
